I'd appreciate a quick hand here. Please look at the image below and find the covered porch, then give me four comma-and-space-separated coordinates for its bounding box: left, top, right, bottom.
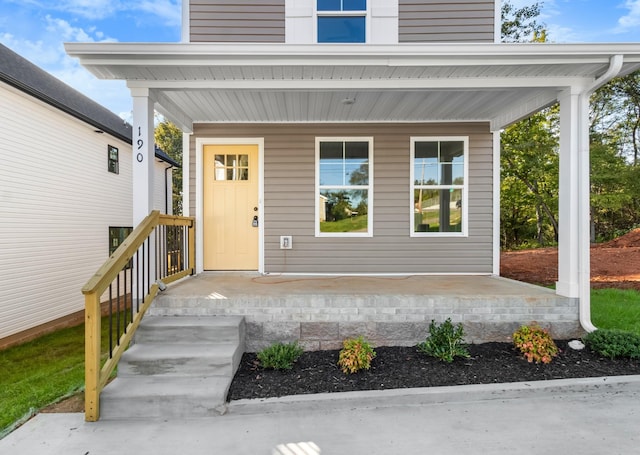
151, 273, 577, 350
65, 42, 640, 336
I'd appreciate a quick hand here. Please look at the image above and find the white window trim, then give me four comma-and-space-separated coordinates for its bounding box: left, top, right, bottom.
410, 136, 469, 238
315, 136, 374, 238
315, 1, 371, 44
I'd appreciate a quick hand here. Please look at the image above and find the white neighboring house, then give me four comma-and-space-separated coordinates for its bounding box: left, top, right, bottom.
0, 44, 179, 348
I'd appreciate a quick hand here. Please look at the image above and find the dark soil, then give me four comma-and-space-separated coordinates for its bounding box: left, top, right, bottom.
227, 341, 640, 401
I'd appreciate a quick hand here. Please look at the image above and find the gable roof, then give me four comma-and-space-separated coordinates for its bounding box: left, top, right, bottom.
0, 43, 132, 143
0, 43, 180, 166
154, 145, 181, 168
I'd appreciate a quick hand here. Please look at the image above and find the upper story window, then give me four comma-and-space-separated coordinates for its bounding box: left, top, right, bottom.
317, 0, 367, 43
108, 145, 119, 174
411, 137, 468, 237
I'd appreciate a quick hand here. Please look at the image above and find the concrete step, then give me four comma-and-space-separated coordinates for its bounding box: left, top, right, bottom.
134, 316, 244, 345
100, 315, 245, 421
118, 343, 243, 378
99, 376, 231, 420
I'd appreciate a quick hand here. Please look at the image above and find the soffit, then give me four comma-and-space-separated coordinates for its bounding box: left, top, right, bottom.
65, 43, 640, 129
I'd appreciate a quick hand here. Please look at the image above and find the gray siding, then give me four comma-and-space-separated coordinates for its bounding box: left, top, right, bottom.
399, 1, 495, 43
190, 123, 494, 274
189, 0, 285, 43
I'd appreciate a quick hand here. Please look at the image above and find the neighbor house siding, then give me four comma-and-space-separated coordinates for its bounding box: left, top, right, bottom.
189, 0, 286, 43
0, 82, 169, 344
398, 0, 495, 43
153, 161, 173, 215
190, 122, 493, 274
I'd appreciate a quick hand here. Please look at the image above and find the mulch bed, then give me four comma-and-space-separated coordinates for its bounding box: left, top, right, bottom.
227, 341, 640, 401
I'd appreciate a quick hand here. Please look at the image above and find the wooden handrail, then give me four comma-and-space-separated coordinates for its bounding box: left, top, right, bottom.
82, 211, 159, 296
82, 210, 195, 421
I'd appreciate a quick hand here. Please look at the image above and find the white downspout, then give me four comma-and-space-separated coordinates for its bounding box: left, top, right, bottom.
577, 55, 624, 333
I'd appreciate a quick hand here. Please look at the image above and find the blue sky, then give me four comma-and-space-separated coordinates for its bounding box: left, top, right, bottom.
1, 0, 639, 120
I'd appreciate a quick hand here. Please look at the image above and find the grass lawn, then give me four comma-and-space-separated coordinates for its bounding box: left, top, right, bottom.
320, 214, 368, 233
591, 288, 640, 336
0, 319, 112, 438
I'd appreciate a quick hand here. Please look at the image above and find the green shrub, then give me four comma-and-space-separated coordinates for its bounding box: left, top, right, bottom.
512, 324, 558, 364
583, 329, 640, 359
338, 336, 376, 374
417, 318, 470, 363
257, 341, 304, 370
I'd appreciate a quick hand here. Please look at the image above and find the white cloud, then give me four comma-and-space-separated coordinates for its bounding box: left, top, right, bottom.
0, 14, 128, 119
54, 0, 120, 20
617, 0, 640, 30
45, 15, 93, 42
135, 1, 182, 27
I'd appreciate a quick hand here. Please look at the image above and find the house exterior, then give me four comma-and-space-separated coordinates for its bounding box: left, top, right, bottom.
0, 44, 179, 348
65, 1, 640, 340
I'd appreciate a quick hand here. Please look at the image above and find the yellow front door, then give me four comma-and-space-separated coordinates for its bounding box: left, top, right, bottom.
203, 144, 259, 270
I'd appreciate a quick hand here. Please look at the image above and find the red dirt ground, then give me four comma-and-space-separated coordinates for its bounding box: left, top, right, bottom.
501, 228, 640, 291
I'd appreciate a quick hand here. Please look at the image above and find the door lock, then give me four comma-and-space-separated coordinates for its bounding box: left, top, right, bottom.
252, 215, 259, 227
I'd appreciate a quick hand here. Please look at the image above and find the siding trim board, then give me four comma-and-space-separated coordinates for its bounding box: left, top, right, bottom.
191, 122, 493, 275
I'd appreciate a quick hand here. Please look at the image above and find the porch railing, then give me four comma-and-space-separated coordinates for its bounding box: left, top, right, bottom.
81, 210, 195, 422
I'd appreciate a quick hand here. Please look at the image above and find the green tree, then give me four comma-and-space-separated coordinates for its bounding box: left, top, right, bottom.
590, 137, 636, 240
501, 1, 544, 43
501, 108, 560, 248
154, 120, 183, 215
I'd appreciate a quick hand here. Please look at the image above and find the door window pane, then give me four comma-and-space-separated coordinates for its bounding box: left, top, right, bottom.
214, 153, 249, 181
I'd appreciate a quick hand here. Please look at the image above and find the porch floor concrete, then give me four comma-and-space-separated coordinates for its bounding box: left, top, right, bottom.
152, 273, 578, 348
161, 273, 553, 298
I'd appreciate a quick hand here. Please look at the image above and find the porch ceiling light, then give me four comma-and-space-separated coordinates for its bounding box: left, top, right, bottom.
341, 97, 356, 105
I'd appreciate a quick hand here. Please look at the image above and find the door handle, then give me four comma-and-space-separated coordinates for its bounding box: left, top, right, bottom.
252, 215, 259, 227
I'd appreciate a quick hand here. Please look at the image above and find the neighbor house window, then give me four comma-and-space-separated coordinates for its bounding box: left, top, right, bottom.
108, 145, 119, 174
109, 226, 133, 267
316, 137, 373, 236
317, 0, 367, 43
411, 137, 468, 236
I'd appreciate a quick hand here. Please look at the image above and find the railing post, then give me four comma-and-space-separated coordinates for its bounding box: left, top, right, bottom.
188, 220, 196, 274
85, 292, 101, 422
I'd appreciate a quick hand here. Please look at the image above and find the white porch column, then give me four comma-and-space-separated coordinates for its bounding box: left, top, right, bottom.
492, 130, 501, 276
182, 132, 191, 217
131, 88, 156, 291
131, 88, 155, 225
557, 87, 596, 332
556, 88, 581, 298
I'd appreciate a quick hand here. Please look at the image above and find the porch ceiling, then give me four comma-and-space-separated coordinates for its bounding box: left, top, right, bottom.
65, 42, 640, 131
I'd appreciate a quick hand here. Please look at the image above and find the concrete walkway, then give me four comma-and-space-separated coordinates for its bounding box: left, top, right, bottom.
2, 376, 639, 455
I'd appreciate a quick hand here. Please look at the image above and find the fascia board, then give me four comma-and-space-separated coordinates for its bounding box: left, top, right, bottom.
63, 43, 640, 74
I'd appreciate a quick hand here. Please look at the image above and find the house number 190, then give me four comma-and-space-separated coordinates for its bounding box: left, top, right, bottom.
137, 126, 144, 161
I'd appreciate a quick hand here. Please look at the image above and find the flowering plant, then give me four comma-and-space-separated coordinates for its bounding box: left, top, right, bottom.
512, 324, 559, 364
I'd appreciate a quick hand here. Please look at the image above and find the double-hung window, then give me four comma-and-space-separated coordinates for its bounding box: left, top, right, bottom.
317, 0, 367, 43
316, 137, 373, 236
411, 137, 468, 236
108, 145, 119, 174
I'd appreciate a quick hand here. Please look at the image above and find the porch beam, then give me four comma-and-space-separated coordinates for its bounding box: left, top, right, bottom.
149, 88, 194, 133
490, 90, 559, 130
125, 77, 592, 91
